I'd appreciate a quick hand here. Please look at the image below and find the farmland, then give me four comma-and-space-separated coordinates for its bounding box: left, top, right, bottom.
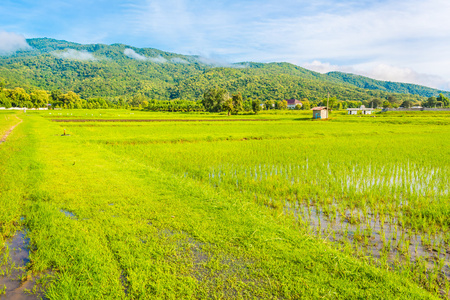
1, 109, 450, 299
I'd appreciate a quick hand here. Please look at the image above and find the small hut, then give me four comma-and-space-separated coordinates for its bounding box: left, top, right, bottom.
312, 107, 328, 119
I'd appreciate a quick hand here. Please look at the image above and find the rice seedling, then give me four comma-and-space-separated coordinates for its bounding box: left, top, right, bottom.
1, 110, 449, 298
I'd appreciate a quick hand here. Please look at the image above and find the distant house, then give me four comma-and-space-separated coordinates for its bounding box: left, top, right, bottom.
286, 99, 302, 109
347, 105, 374, 115
312, 106, 328, 119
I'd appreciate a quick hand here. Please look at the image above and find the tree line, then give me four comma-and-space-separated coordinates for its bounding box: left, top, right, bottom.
1, 84, 449, 113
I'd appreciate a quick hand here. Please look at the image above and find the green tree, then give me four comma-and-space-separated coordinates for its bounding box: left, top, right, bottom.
437, 93, 449, 107
401, 100, 413, 108
387, 95, 400, 104
222, 97, 234, 116
301, 100, 311, 110
382, 100, 392, 108
51, 90, 62, 104
276, 100, 287, 110
30, 90, 50, 107
251, 99, 261, 114
0, 92, 11, 108
368, 98, 383, 108
131, 94, 145, 107
328, 96, 337, 110
60, 91, 82, 108
232, 93, 244, 114
264, 100, 274, 110
320, 96, 337, 110
7, 87, 30, 107
425, 96, 437, 108
203, 88, 229, 112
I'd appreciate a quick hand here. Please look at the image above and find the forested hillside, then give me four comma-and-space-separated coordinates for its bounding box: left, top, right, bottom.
326, 71, 450, 98
0, 38, 442, 104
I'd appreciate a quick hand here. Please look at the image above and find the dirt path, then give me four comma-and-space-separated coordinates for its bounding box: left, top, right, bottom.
0, 116, 23, 144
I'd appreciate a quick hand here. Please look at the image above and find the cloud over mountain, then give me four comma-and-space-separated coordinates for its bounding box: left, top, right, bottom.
303, 60, 450, 91
124, 48, 147, 60
0, 31, 31, 54
52, 49, 97, 61
124, 48, 168, 63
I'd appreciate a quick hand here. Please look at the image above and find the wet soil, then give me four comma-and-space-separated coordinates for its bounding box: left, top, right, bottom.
283, 200, 450, 280
0, 231, 40, 300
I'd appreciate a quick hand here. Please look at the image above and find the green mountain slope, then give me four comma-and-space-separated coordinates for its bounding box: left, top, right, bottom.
326, 71, 450, 98
0, 38, 438, 103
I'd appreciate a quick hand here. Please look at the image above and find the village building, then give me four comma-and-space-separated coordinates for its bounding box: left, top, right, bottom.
347, 105, 374, 115
286, 99, 302, 109
312, 106, 328, 119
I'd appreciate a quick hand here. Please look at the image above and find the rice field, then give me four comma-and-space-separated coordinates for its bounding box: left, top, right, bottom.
1, 109, 450, 299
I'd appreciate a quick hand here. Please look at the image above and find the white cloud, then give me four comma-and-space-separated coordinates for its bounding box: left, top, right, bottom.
195, 56, 226, 66
124, 48, 168, 63
124, 48, 147, 60
170, 57, 189, 64
149, 56, 167, 63
4, 0, 450, 89
303, 60, 450, 90
302, 61, 354, 74
52, 49, 97, 61
0, 31, 31, 54
122, 0, 450, 89
194, 56, 246, 68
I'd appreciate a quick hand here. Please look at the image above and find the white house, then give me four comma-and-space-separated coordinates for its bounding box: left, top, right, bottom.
347, 105, 374, 115
286, 99, 302, 109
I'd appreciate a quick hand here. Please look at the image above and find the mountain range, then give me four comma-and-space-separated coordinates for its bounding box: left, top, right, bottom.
0, 38, 447, 103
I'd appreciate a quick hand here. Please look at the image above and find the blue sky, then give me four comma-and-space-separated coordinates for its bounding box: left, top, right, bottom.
1, 0, 450, 90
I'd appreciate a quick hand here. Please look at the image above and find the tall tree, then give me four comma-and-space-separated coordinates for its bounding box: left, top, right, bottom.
7, 87, 30, 107
251, 99, 261, 114
368, 98, 383, 108
232, 93, 244, 114
437, 93, 449, 107
202, 88, 229, 112
51, 90, 62, 104
276, 100, 287, 110
222, 97, 234, 116
426, 96, 437, 108
401, 100, 413, 108
30, 90, 50, 107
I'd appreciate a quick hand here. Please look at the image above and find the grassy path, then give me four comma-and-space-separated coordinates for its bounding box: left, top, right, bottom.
1, 114, 440, 299
0, 113, 22, 143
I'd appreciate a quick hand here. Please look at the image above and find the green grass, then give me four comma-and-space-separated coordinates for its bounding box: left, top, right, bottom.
1, 109, 447, 299
0, 111, 20, 138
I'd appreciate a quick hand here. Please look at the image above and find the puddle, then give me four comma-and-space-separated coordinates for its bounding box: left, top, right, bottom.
60, 210, 77, 219
0, 231, 42, 300
120, 270, 128, 296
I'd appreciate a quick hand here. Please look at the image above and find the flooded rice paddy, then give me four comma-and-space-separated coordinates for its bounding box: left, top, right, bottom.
0, 231, 40, 300
198, 160, 450, 293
